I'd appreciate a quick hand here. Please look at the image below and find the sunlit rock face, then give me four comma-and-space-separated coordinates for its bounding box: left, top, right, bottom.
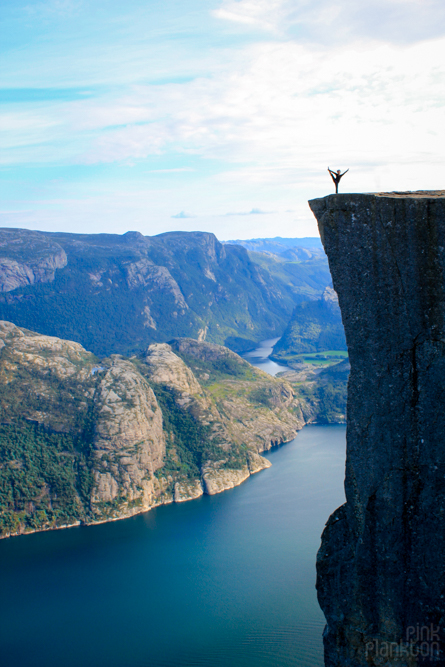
309, 192, 445, 666
0, 229, 67, 292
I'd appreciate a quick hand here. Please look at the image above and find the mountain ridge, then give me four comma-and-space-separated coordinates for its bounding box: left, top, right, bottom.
0, 228, 331, 356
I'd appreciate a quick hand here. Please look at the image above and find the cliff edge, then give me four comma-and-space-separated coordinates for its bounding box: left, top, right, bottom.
309, 191, 445, 666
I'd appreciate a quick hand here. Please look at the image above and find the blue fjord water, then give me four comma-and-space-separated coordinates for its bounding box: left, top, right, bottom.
0, 425, 346, 667
242, 337, 288, 376
0, 340, 346, 667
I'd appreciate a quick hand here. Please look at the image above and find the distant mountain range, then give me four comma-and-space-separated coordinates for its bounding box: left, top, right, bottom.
0, 228, 331, 356
225, 236, 324, 258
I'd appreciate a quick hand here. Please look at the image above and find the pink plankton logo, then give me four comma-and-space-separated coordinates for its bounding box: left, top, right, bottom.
365, 625, 441, 661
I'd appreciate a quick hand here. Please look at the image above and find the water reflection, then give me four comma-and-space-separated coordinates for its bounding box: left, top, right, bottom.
242, 337, 288, 376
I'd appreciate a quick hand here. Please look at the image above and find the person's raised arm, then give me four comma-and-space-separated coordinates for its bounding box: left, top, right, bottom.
340, 169, 349, 177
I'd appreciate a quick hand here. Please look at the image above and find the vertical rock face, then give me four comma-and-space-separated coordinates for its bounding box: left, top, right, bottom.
92, 357, 166, 514
309, 192, 445, 666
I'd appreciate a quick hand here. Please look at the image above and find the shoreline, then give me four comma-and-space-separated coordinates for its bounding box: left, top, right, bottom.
1, 338, 345, 541
0, 434, 290, 540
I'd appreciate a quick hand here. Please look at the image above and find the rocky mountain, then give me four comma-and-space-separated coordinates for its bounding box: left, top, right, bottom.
310, 191, 445, 666
271, 287, 347, 362
0, 228, 331, 357
0, 321, 305, 539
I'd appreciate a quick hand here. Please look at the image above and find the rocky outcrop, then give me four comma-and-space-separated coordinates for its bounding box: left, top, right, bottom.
0, 319, 91, 379
202, 461, 251, 495
201, 454, 272, 495
321, 286, 339, 308
0, 320, 97, 432
144, 343, 202, 396
0, 324, 306, 537
174, 480, 203, 503
144, 339, 302, 493
144, 342, 223, 428
92, 357, 166, 517
168, 337, 306, 451
213, 376, 304, 453
309, 191, 445, 666
125, 259, 188, 310
0, 229, 66, 292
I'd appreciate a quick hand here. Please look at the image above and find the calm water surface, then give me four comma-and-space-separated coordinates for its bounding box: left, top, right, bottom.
242, 337, 289, 376
0, 425, 346, 667
0, 340, 346, 667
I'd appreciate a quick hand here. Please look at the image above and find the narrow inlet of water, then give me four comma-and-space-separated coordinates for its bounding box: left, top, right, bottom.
242, 337, 288, 376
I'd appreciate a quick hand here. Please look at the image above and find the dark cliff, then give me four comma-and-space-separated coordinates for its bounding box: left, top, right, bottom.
309, 191, 445, 666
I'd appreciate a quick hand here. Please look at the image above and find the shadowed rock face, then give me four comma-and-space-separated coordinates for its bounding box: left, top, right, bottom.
309, 192, 445, 666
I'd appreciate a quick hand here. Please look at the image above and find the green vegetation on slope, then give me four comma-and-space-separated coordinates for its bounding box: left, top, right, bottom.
153, 385, 246, 478
169, 343, 257, 386
0, 422, 94, 535
248, 250, 332, 301
0, 324, 302, 537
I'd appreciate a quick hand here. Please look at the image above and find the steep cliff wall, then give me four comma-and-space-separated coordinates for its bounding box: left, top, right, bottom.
309, 191, 445, 666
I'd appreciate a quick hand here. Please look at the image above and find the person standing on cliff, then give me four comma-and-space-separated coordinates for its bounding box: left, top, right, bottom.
328, 167, 349, 193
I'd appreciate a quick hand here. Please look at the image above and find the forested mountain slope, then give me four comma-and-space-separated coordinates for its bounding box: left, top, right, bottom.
0, 229, 331, 356
0, 321, 305, 538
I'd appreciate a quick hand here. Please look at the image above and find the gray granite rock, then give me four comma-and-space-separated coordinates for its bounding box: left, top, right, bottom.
309, 192, 445, 666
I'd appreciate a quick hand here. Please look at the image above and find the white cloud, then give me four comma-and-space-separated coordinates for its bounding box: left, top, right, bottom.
3, 35, 445, 192
75, 37, 445, 183
214, 0, 445, 44
213, 0, 291, 32
3, 1, 445, 237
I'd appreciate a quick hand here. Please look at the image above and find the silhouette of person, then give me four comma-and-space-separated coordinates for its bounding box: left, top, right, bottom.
328, 167, 349, 194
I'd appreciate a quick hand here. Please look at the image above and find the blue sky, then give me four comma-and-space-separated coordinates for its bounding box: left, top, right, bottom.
1, 0, 445, 240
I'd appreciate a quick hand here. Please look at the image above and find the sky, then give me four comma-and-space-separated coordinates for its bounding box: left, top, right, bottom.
1, 0, 445, 241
